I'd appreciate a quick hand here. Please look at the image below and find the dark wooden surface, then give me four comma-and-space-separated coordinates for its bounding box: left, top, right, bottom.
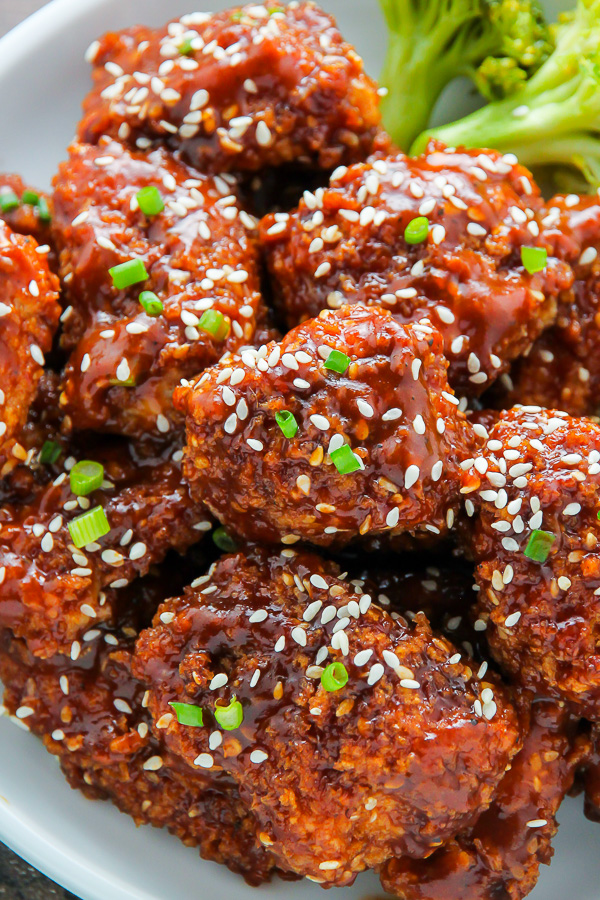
0, 7, 77, 899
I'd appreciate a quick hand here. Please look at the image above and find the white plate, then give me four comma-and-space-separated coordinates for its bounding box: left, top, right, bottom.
0, 1, 598, 898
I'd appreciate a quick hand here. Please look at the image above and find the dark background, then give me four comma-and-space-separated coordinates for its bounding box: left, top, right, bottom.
0, 3, 79, 899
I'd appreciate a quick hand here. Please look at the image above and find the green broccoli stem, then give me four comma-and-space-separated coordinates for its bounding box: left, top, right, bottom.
379, 1, 498, 150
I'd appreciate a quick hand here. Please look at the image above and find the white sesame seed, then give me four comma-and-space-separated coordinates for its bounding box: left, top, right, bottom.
210, 673, 228, 690
504, 612, 521, 627
195, 753, 214, 769
250, 750, 268, 764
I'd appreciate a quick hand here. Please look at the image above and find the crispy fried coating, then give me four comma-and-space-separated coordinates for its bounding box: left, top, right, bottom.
78, 2, 382, 174
461, 406, 600, 720
0, 436, 210, 658
260, 142, 572, 397
52, 139, 263, 439
133, 547, 521, 885
0, 220, 60, 473
496, 194, 600, 416
381, 696, 589, 900
0, 603, 277, 886
175, 305, 478, 549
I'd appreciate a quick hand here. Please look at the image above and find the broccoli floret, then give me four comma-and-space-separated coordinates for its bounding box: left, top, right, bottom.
378, 0, 552, 149
411, 0, 600, 189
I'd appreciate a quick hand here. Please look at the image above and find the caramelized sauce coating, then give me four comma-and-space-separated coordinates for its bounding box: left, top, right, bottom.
0, 566, 278, 886
260, 142, 572, 397
78, 2, 382, 174
133, 547, 521, 886
0, 174, 55, 254
52, 139, 263, 439
176, 305, 478, 548
0, 436, 210, 658
381, 696, 590, 900
496, 194, 600, 416
0, 220, 60, 474
462, 407, 600, 720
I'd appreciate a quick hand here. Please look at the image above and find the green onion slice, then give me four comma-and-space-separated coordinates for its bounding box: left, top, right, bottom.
213, 526, 238, 553
21, 190, 40, 206
139, 291, 164, 316
39, 440, 61, 465
136, 185, 164, 217
170, 702, 204, 727
324, 349, 350, 374
68, 506, 110, 549
275, 410, 298, 438
321, 661, 348, 692
198, 309, 230, 341
330, 443, 362, 474
0, 191, 20, 213
404, 216, 429, 244
521, 246, 547, 274
109, 259, 148, 290
70, 460, 104, 496
523, 529, 555, 563
37, 197, 51, 223
214, 697, 244, 731
178, 38, 194, 55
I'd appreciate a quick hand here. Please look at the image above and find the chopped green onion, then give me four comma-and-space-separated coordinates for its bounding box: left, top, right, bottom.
170, 702, 204, 727
321, 661, 348, 692
136, 185, 164, 216
70, 460, 104, 496
21, 190, 40, 206
521, 246, 547, 274
108, 376, 137, 387
213, 526, 238, 553
330, 443, 362, 474
523, 529, 555, 563
275, 410, 298, 438
139, 291, 163, 316
39, 440, 61, 465
109, 258, 148, 290
269, 5, 285, 12
0, 191, 19, 213
68, 506, 110, 549
404, 216, 429, 244
198, 309, 230, 341
178, 38, 194, 55
231, 11, 243, 20
214, 697, 244, 731
38, 197, 51, 223
324, 349, 350, 374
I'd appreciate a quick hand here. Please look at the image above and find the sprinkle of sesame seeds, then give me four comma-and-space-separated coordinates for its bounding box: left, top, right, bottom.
250, 750, 268, 764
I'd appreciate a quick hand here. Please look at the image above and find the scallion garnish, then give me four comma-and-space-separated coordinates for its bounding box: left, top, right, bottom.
198, 309, 230, 341
38, 197, 51, 223
109, 259, 148, 290
0, 191, 19, 213
21, 190, 39, 206
68, 506, 110, 549
214, 697, 244, 731
136, 185, 164, 217
321, 662, 348, 692
324, 349, 350, 374
521, 246, 547, 274
404, 216, 429, 244
178, 38, 194, 56
139, 291, 163, 316
213, 526, 238, 553
70, 460, 104, 496
170, 702, 204, 727
39, 440, 61, 465
275, 410, 298, 438
330, 443, 362, 474
523, 529, 555, 562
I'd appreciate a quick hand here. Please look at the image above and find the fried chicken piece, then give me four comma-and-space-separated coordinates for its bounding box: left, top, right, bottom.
175, 305, 479, 549
52, 139, 263, 440
496, 194, 600, 416
0, 595, 277, 886
381, 696, 589, 900
0, 220, 60, 473
461, 406, 600, 720
133, 547, 521, 886
260, 142, 572, 397
0, 436, 210, 658
0, 174, 54, 250
78, 2, 382, 174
